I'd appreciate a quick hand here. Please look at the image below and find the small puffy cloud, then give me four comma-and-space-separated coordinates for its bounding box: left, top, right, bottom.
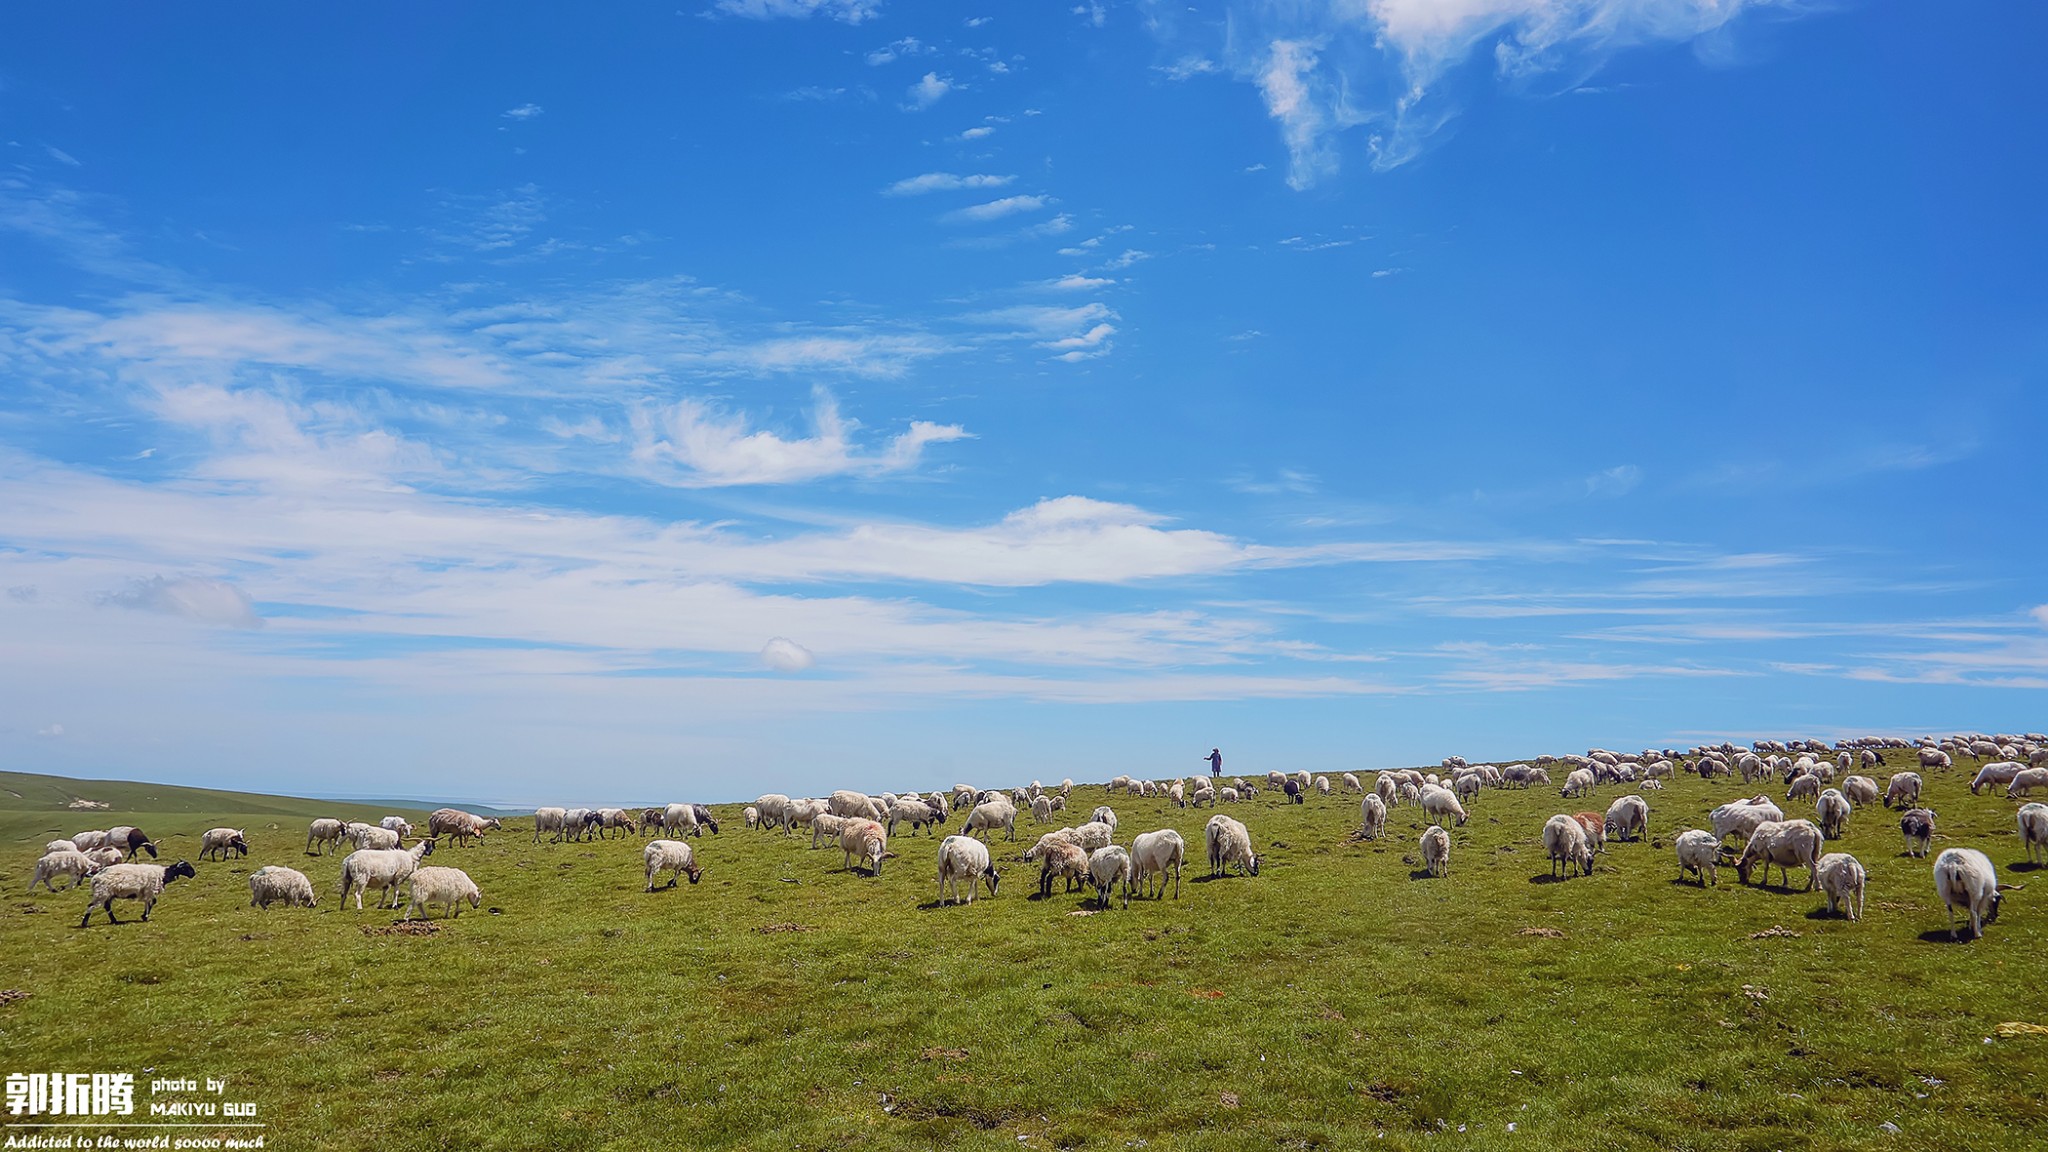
1586, 464, 1642, 497
502, 104, 544, 120
37, 723, 65, 739
761, 637, 816, 672
1049, 274, 1114, 291
714, 0, 879, 24
96, 576, 264, 629
905, 72, 953, 110
630, 388, 970, 487
867, 37, 929, 65
1102, 249, 1151, 270
943, 194, 1049, 224
883, 172, 1015, 196
957, 125, 996, 141
964, 15, 991, 27
1157, 56, 1218, 81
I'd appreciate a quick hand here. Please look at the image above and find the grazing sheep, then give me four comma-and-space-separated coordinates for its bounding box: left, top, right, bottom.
1933, 847, 2023, 941
79, 860, 196, 926
830, 790, 885, 822
70, 830, 110, 852
935, 835, 1000, 905
786, 798, 830, 834
533, 808, 568, 844
1219, 786, 1240, 804
1205, 815, 1259, 878
1453, 773, 1482, 804
889, 798, 946, 838
103, 827, 157, 860
1063, 821, 1111, 854
754, 794, 792, 834
658, 803, 700, 838
1419, 824, 1452, 878
1191, 783, 1216, 808
1711, 796, 1785, 844
809, 813, 853, 850
1561, 768, 1597, 799
1815, 789, 1852, 840
1360, 794, 1388, 840
248, 865, 317, 909
43, 839, 78, 856
743, 806, 761, 830
1570, 812, 1607, 856
1840, 775, 1880, 808
350, 825, 402, 852
1129, 830, 1186, 900
1674, 829, 1720, 886
1816, 853, 1866, 921
1735, 820, 1823, 890
305, 819, 348, 855
1087, 845, 1133, 910
1342, 772, 1363, 794
81, 847, 125, 869
1918, 748, 1953, 770
1604, 796, 1648, 843
961, 798, 1018, 843
643, 839, 703, 890
2007, 767, 2048, 799
839, 819, 890, 876
379, 816, 415, 839
1420, 784, 1469, 828
1036, 837, 1091, 898
1375, 775, 1400, 806
1543, 815, 1592, 878
1091, 806, 1118, 831
30, 849, 103, 892
594, 808, 638, 838
1786, 774, 1821, 802
561, 808, 600, 842
1315, 775, 1332, 796
2017, 803, 2048, 866
1884, 773, 1923, 810
427, 808, 500, 846
402, 866, 482, 920
1283, 779, 1305, 804
1900, 808, 1937, 857
197, 827, 248, 861
1970, 761, 2025, 795
1030, 795, 1055, 824
339, 840, 435, 910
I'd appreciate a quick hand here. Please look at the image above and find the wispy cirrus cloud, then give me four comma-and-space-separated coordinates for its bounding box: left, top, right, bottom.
629, 387, 971, 488
712, 0, 880, 25
942, 194, 1049, 223
883, 172, 1015, 196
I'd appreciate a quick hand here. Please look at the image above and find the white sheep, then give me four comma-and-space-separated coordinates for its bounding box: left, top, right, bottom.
643, 839, 703, 890
70, 829, 110, 852
339, 840, 435, 910
1068, 821, 1115, 854
1841, 775, 1880, 808
1359, 794, 1387, 840
1031, 795, 1054, 824
935, 835, 1000, 905
2017, 803, 2048, 866
533, 808, 568, 843
1786, 774, 1821, 802
839, 819, 890, 876
1087, 845, 1133, 910
1674, 829, 1720, 886
197, 827, 248, 861
1314, 775, 1332, 796
81, 847, 124, 869
2007, 767, 2048, 799
754, 794, 792, 834
350, 824, 402, 852
380, 816, 415, 839
1091, 806, 1118, 830
1816, 853, 1866, 922
1561, 768, 1597, 799
1129, 829, 1186, 900
1420, 784, 1468, 827
1035, 837, 1090, 898
248, 865, 317, 909
1883, 773, 1923, 809
1932, 847, 2022, 941
1969, 761, 2025, 795
1605, 795, 1648, 843
1542, 815, 1591, 879
1735, 820, 1823, 890
427, 808, 501, 845
79, 860, 196, 925
30, 849, 103, 892
305, 818, 348, 855
1420, 824, 1452, 878
961, 798, 1018, 842
42, 839, 78, 856
1815, 789, 1852, 840
1204, 815, 1259, 878
662, 803, 701, 838
1710, 796, 1784, 844
743, 806, 761, 830
830, 790, 884, 822
402, 866, 481, 920
1342, 772, 1362, 794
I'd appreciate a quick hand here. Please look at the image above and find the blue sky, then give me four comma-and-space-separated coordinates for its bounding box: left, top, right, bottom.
1, 1, 2043, 804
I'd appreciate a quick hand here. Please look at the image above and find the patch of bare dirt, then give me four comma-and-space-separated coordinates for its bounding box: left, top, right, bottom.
360, 921, 440, 936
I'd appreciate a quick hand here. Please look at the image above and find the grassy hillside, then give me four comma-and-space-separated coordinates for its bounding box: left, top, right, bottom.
1, 758, 2045, 1150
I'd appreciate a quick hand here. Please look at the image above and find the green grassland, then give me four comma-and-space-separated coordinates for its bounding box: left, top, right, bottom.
2, 760, 2045, 1151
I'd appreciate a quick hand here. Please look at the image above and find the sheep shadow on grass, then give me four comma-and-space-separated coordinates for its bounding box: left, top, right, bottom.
1916, 928, 1982, 946
2009, 861, 2043, 874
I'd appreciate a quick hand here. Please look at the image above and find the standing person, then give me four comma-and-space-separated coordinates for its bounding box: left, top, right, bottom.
1205, 748, 1223, 777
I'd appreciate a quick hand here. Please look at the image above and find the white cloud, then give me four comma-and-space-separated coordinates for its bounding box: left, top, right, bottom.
1157, 56, 1219, 81
501, 104, 544, 120
943, 194, 1049, 223
1585, 464, 1642, 497
1048, 275, 1115, 291
957, 125, 996, 141
964, 15, 991, 27
866, 37, 930, 65
1102, 249, 1151, 270
882, 172, 1015, 196
629, 388, 970, 487
714, 0, 880, 24
36, 722, 64, 739
45, 146, 82, 167
1073, 2, 1105, 28
1259, 39, 1346, 192
905, 72, 954, 110
761, 636, 816, 672
96, 575, 263, 629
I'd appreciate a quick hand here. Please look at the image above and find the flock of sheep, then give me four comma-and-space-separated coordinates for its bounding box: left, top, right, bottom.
24, 731, 2046, 941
